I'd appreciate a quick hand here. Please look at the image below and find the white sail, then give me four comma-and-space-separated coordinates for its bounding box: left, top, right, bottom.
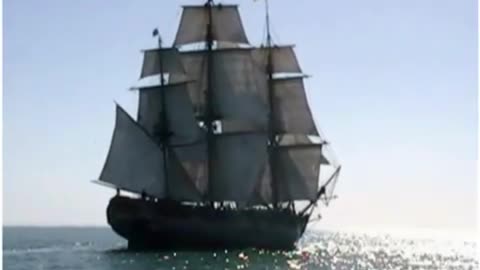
137, 82, 203, 145
174, 5, 249, 46
249, 143, 329, 204
174, 52, 207, 115
252, 46, 302, 74
99, 105, 166, 198
212, 49, 268, 129
209, 133, 268, 202
272, 76, 318, 135
172, 142, 209, 195
179, 48, 268, 131
167, 148, 203, 201
248, 161, 272, 205
278, 134, 314, 145
140, 48, 185, 79
274, 145, 328, 201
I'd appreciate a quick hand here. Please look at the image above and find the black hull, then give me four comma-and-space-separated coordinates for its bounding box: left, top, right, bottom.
107, 196, 309, 250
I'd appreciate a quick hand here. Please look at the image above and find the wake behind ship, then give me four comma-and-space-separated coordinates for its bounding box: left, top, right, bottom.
94, 0, 341, 250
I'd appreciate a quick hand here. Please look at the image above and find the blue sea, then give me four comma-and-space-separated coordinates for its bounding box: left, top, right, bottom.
3, 227, 477, 270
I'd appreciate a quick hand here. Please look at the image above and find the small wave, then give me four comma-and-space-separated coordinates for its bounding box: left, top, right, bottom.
4, 242, 95, 256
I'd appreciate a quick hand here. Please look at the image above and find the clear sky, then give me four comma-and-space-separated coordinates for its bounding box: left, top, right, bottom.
3, 0, 477, 233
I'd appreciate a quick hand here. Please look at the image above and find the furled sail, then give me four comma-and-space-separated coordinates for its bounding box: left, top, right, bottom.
209, 133, 268, 202
278, 134, 316, 145
252, 46, 302, 74
174, 5, 249, 46
99, 105, 166, 198
272, 76, 318, 135
137, 82, 203, 145
140, 48, 186, 79
179, 48, 268, 130
273, 145, 328, 201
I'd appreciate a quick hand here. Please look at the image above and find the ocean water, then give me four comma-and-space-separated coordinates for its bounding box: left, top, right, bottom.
3, 227, 477, 270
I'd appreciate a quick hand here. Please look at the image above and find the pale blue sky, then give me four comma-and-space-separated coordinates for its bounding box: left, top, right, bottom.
3, 0, 477, 232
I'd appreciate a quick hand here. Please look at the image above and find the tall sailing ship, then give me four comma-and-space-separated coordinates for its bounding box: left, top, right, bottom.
95, 0, 341, 250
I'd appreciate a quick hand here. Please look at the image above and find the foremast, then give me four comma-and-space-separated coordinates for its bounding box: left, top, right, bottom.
154, 31, 170, 196
261, 0, 340, 214
265, 0, 279, 208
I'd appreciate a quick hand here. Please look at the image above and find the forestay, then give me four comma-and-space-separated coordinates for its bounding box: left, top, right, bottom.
174, 5, 249, 46
99, 105, 166, 198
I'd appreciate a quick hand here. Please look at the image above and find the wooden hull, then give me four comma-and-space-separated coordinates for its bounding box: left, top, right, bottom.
107, 196, 309, 250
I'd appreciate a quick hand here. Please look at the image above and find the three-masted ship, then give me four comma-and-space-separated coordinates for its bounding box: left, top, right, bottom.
96, 0, 341, 250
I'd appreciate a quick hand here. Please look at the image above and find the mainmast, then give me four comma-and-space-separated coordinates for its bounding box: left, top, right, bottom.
265, 0, 278, 207
205, 0, 215, 203
154, 30, 170, 196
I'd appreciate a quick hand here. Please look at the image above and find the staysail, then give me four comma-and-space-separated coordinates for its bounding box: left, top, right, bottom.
99, 105, 167, 198
99, 105, 206, 201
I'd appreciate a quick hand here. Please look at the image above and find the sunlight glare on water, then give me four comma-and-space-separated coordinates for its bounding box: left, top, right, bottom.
3, 227, 478, 270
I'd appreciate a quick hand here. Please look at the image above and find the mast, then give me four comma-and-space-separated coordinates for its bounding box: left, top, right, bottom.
205, 0, 215, 203
265, 0, 278, 207
154, 30, 170, 197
